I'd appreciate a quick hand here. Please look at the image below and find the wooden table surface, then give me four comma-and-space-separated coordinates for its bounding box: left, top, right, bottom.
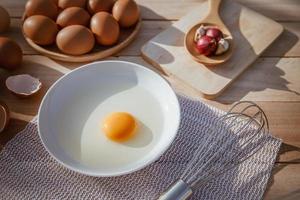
0, 0, 299, 199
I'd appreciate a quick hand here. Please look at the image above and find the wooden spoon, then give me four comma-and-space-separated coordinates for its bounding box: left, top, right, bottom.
185, 0, 233, 65
0, 101, 10, 133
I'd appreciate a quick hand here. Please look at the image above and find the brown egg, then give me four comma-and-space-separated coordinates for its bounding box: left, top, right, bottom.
52, 0, 58, 5
56, 25, 95, 55
0, 37, 22, 70
23, 15, 58, 45
112, 0, 139, 28
25, 0, 58, 20
0, 6, 10, 33
58, 0, 86, 9
56, 7, 90, 28
90, 12, 119, 45
87, 0, 115, 14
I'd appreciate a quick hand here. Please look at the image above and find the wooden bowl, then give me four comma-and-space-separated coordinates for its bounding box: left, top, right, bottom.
185, 22, 233, 65
22, 16, 142, 62
184, 0, 233, 65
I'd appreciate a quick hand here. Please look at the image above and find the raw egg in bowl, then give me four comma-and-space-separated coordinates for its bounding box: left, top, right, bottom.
38, 61, 180, 176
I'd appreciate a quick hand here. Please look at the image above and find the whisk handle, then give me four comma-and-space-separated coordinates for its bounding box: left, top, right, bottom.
158, 180, 192, 200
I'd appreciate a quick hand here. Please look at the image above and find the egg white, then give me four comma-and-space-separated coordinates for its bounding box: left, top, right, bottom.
59, 86, 164, 170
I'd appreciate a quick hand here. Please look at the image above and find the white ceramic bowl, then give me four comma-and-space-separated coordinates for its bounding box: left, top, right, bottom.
38, 61, 180, 177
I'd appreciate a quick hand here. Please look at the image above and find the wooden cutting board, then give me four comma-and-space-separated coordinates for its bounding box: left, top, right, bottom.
141, 0, 283, 99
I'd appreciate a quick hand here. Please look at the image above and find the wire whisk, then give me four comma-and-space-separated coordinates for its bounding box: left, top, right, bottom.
159, 101, 270, 200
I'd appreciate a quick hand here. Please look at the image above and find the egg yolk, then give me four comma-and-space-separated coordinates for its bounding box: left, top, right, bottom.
102, 112, 137, 142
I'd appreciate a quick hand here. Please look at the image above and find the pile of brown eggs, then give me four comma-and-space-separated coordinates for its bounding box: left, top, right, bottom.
22, 0, 140, 55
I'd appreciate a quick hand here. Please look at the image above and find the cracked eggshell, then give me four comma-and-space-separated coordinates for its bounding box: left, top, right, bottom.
0, 101, 9, 133
5, 74, 42, 97
0, 6, 10, 33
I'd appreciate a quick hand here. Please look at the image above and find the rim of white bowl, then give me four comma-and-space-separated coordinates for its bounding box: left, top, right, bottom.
38, 60, 181, 177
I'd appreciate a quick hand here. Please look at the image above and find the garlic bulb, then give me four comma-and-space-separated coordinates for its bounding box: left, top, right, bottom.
194, 25, 206, 42
215, 38, 229, 55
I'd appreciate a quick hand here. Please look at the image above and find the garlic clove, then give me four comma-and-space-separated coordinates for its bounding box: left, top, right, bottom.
5, 74, 42, 97
194, 25, 206, 42
215, 38, 229, 55
0, 101, 9, 133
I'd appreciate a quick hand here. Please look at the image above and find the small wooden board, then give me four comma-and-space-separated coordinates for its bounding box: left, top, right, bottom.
141, 0, 283, 99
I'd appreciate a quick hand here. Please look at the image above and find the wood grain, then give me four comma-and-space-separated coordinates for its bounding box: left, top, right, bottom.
262, 22, 300, 57
0, 56, 64, 116
216, 58, 300, 102
264, 164, 300, 199
1, 56, 299, 146
1, 55, 299, 147
142, 1, 283, 98
39, 56, 300, 103
0, 0, 299, 199
3, 0, 300, 21
3, 19, 300, 58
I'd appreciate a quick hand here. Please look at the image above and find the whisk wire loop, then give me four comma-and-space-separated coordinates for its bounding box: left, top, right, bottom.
159, 101, 270, 200
183, 102, 270, 188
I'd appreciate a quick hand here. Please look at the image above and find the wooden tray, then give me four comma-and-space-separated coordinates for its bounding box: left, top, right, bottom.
22, 17, 141, 63
141, 0, 283, 99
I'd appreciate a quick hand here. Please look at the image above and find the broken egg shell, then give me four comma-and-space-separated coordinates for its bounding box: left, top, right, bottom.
215, 38, 230, 55
0, 101, 9, 133
5, 74, 42, 97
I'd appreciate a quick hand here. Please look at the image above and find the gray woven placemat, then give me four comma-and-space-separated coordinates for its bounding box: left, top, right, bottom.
0, 95, 281, 200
